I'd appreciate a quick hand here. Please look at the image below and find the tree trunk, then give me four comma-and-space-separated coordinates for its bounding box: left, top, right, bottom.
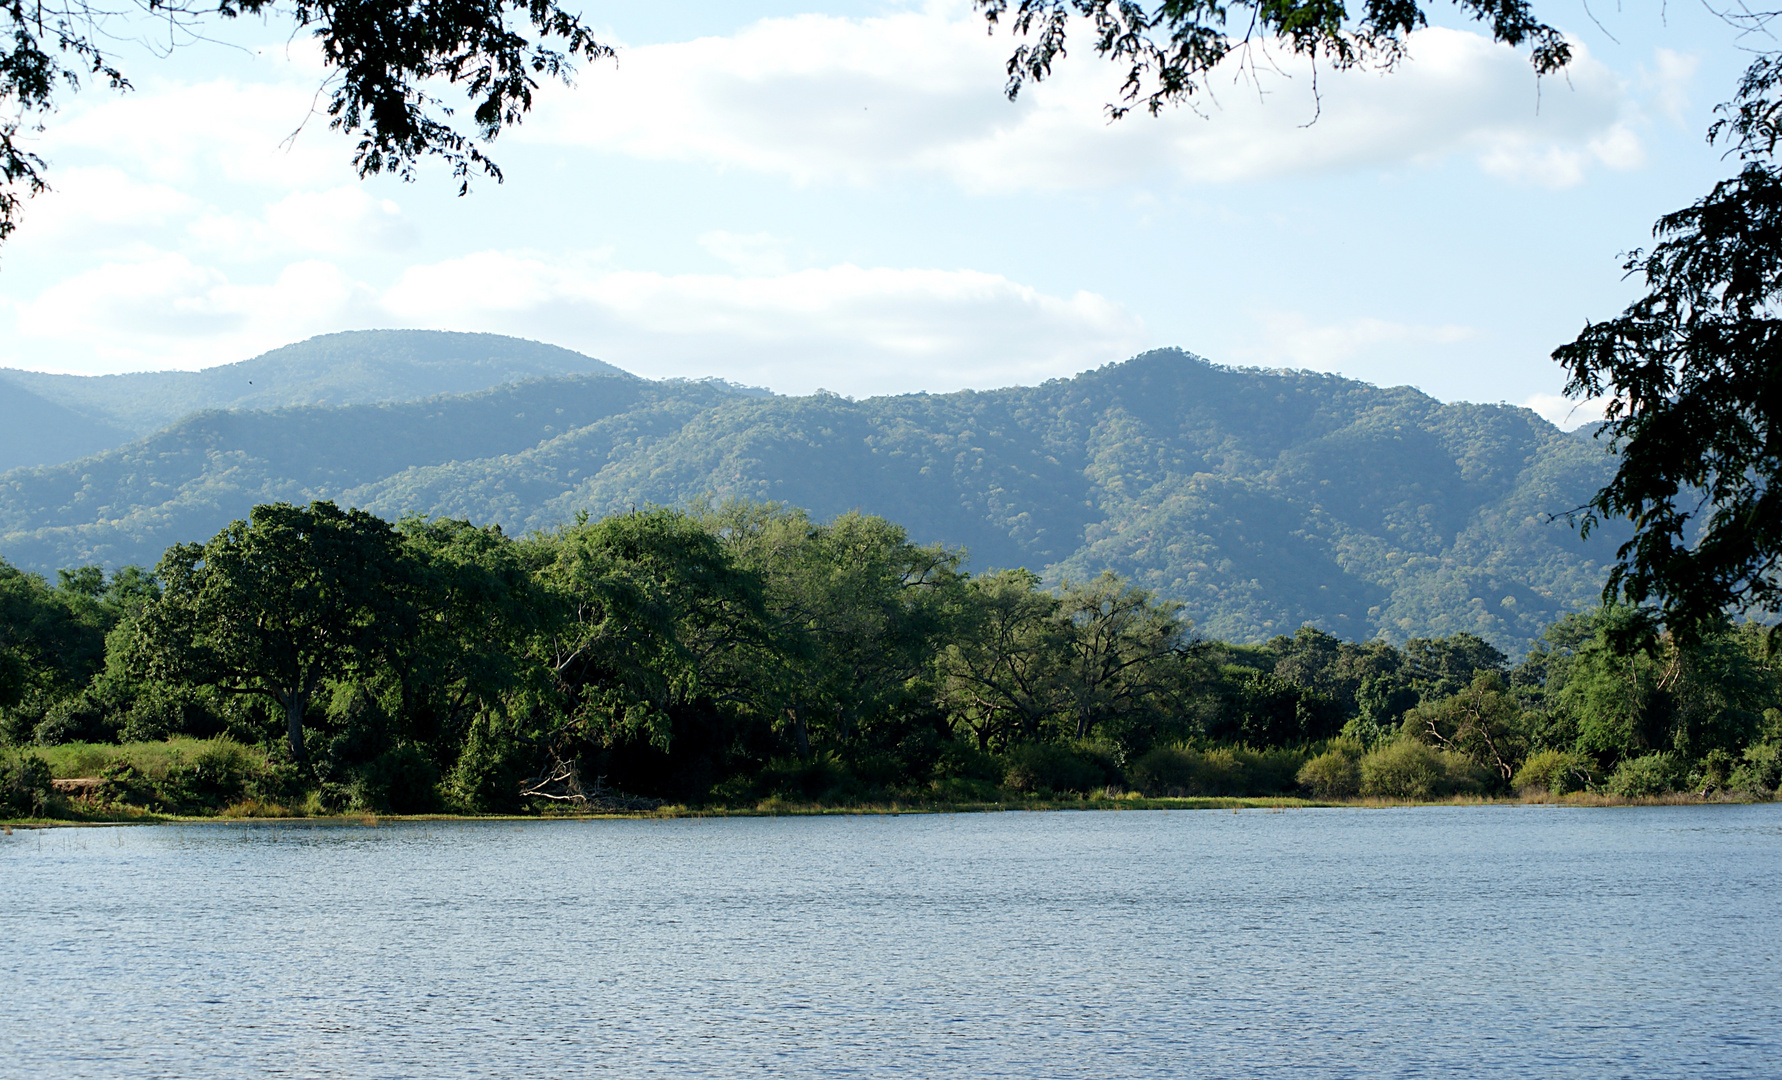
787, 706, 810, 758
285, 692, 309, 765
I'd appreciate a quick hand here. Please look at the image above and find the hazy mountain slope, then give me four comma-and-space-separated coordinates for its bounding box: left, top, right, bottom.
0, 373, 699, 570
0, 330, 629, 463
0, 382, 132, 472
0, 347, 1623, 651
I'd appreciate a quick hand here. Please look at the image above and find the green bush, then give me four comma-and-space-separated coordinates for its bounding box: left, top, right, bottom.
1003, 742, 1119, 795
94, 760, 158, 808
1127, 744, 1308, 797
932, 741, 1004, 784
32, 693, 116, 745
355, 746, 443, 814
1728, 742, 1781, 796
444, 722, 535, 814
1357, 738, 1485, 800
1606, 753, 1686, 798
1512, 748, 1598, 796
162, 740, 257, 813
1691, 748, 1738, 794
757, 753, 852, 802
930, 775, 1001, 801
0, 751, 52, 817
1297, 742, 1362, 799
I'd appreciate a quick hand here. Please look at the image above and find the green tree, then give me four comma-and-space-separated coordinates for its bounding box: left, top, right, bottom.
1552, 48, 1782, 638
938, 568, 1068, 750
395, 516, 542, 767
2, 0, 612, 241
1052, 572, 1191, 743
1402, 632, 1507, 701
1401, 670, 1529, 785
0, 558, 126, 741
711, 504, 963, 761
522, 508, 767, 766
127, 501, 417, 765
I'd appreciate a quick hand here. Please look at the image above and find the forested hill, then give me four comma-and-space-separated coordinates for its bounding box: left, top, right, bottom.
0, 329, 628, 471
0, 346, 1623, 651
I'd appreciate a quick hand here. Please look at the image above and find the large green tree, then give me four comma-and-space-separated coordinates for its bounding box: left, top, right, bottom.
709, 503, 964, 760
939, 568, 1069, 750
521, 508, 767, 764
128, 501, 416, 764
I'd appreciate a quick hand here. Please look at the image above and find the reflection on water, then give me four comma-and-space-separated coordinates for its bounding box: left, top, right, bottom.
4, 806, 1779, 1079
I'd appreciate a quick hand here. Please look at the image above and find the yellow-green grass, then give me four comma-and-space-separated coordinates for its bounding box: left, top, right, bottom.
32, 737, 272, 780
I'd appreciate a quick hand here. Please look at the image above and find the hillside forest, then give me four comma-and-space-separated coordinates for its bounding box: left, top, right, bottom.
0, 337, 1626, 654
3, 500, 1777, 818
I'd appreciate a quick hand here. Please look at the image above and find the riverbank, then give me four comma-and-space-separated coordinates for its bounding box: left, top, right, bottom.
4, 789, 1767, 828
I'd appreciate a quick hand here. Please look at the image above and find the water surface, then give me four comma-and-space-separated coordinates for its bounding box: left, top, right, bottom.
5, 805, 1779, 1078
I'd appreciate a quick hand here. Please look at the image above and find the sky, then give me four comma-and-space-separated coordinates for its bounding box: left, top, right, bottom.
0, 0, 1758, 423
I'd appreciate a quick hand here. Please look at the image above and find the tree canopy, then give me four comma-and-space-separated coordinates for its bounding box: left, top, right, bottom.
1553, 42, 1782, 638
7, 498, 1782, 818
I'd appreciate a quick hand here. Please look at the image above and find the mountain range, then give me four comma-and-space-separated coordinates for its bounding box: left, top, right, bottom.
0, 330, 1624, 652
0, 330, 627, 472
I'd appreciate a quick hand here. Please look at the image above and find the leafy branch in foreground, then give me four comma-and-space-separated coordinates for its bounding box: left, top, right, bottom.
0, 0, 612, 240
1553, 59, 1782, 639
972, 0, 1570, 117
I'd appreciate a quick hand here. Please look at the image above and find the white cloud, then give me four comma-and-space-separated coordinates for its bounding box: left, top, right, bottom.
1523, 392, 1610, 430
5, 247, 1143, 394
190, 187, 418, 258
1644, 48, 1701, 125
1236, 311, 1480, 374
699, 231, 797, 275
12, 255, 378, 371
527, 5, 1641, 190
382, 253, 1145, 394
42, 73, 350, 191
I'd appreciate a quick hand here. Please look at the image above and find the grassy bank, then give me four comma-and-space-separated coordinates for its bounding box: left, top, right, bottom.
5, 788, 1769, 829
3, 736, 1773, 827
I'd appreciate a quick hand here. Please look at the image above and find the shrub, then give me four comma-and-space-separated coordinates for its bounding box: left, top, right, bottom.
1127, 744, 1308, 797
162, 740, 256, 813
1126, 745, 1197, 795
355, 746, 444, 814
1359, 738, 1450, 800
1512, 749, 1597, 796
1691, 748, 1738, 794
1728, 742, 1781, 796
932, 741, 1004, 784
1003, 742, 1119, 795
1605, 753, 1686, 798
1297, 742, 1362, 799
32, 694, 116, 745
0, 751, 52, 817
444, 723, 534, 814
94, 760, 158, 808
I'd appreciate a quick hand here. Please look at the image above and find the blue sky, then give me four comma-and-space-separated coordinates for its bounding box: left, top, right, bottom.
0, 1, 1755, 423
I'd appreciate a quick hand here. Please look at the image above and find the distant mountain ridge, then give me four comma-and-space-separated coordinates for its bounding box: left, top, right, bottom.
0, 339, 1624, 652
0, 329, 628, 471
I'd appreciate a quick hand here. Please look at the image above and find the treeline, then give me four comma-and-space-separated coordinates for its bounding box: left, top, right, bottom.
2, 500, 1779, 817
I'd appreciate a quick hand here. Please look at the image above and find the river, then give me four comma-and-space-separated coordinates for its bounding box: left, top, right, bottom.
4, 805, 1778, 1078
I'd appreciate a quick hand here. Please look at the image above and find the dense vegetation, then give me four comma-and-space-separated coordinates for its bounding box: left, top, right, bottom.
2, 500, 1775, 820
0, 344, 1623, 653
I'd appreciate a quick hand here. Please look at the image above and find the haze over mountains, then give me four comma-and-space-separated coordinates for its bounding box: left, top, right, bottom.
0, 330, 1623, 652
0, 331, 628, 472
